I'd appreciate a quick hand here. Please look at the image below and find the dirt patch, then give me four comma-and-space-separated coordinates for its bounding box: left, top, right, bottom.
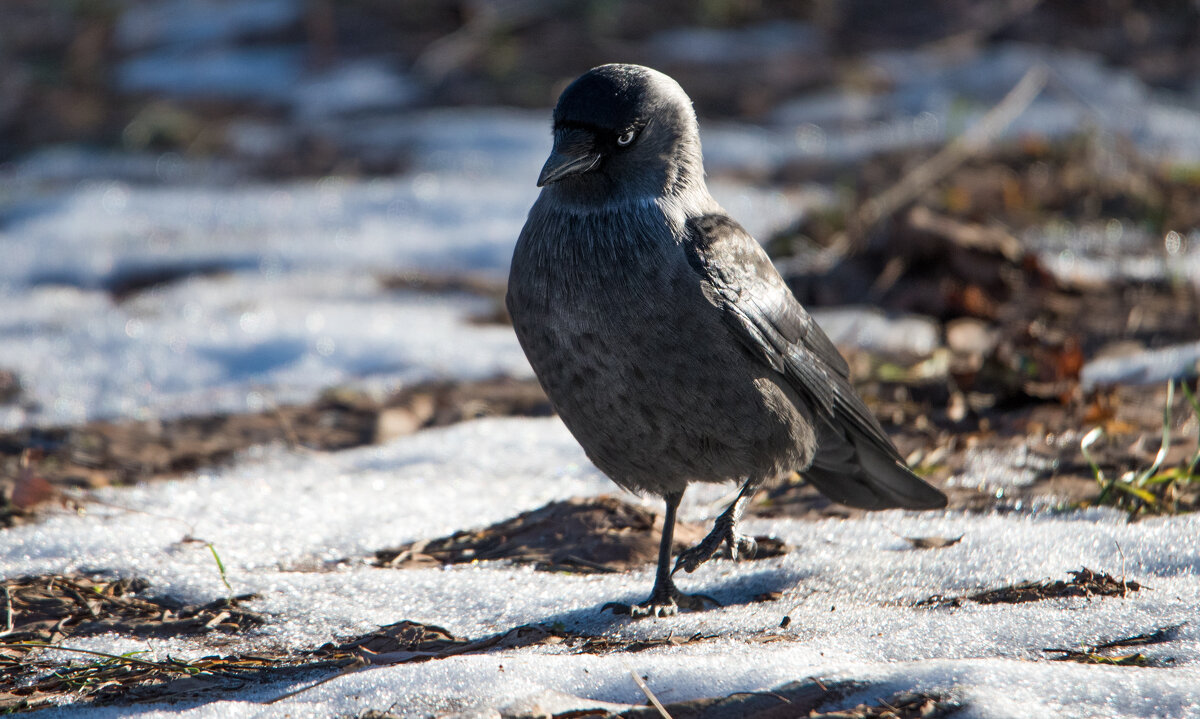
610, 679, 854, 719
1, 651, 296, 713
755, 380, 1200, 520
892, 532, 962, 550
0, 370, 20, 405
764, 134, 1200, 519
312, 619, 471, 665
917, 568, 1142, 608
1043, 623, 1183, 668
0, 376, 549, 527
105, 263, 236, 302
378, 271, 510, 325
312, 620, 570, 668
0, 573, 263, 652
0, 612, 572, 713
0, 572, 268, 713
546, 682, 954, 719
373, 496, 787, 574
970, 567, 1141, 605
573, 632, 716, 655
1043, 649, 1155, 667
805, 691, 959, 719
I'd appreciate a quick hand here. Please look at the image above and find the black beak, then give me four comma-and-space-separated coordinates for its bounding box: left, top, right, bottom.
537, 129, 601, 187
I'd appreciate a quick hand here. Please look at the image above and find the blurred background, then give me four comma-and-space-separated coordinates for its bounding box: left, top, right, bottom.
2, 0, 1200, 517
5, 1, 1200, 169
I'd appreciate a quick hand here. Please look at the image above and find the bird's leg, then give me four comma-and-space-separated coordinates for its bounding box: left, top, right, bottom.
603, 491, 718, 617
673, 478, 760, 575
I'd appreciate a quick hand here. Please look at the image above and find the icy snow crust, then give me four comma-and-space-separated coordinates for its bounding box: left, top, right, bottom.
4, 417, 1199, 718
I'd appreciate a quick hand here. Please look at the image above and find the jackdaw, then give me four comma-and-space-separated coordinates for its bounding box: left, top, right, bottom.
507, 64, 946, 617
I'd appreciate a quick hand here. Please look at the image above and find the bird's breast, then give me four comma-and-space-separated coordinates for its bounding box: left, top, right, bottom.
507, 208, 806, 490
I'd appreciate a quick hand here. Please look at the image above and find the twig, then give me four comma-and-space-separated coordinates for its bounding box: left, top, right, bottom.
1179, 381, 1200, 479
58, 487, 199, 537
727, 690, 793, 705
922, 0, 1043, 53
413, 0, 566, 82
259, 388, 310, 453
1093, 623, 1185, 651
555, 554, 620, 573
0, 642, 191, 672
1115, 540, 1127, 597
821, 64, 1048, 261
627, 665, 673, 719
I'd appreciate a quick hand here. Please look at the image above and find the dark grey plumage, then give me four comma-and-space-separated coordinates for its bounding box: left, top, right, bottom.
507, 64, 946, 617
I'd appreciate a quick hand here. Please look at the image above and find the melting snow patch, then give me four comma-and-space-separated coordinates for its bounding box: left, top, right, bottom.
812, 306, 940, 359
947, 445, 1056, 492
0, 272, 529, 428
1081, 340, 1200, 389
115, 0, 303, 52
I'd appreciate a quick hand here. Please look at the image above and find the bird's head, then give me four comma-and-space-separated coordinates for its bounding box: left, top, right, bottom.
537, 64, 704, 203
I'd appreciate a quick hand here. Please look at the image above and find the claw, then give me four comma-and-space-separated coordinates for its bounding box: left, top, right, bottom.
674, 526, 757, 575
674, 479, 762, 574
732, 533, 757, 561
602, 588, 720, 618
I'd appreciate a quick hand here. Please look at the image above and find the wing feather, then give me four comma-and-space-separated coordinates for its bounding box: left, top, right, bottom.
683, 213, 946, 510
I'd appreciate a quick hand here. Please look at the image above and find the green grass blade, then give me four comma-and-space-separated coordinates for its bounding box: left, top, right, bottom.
1180, 381, 1200, 480
1134, 380, 1173, 486
208, 543, 233, 596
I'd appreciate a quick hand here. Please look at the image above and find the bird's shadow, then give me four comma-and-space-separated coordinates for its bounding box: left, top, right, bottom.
540, 566, 813, 634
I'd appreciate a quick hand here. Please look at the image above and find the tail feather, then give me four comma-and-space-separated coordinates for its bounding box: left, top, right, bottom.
803, 420, 946, 511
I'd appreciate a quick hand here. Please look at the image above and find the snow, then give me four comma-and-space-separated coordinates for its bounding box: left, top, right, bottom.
769, 44, 1200, 166
0, 111, 816, 429
809, 307, 940, 359
1081, 340, 1200, 389
648, 22, 824, 64
4, 417, 1199, 718
115, 0, 303, 52
113, 0, 413, 118
1024, 223, 1200, 288
947, 444, 1057, 492
117, 47, 307, 103
291, 61, 420, 121
0, 274, 530, 428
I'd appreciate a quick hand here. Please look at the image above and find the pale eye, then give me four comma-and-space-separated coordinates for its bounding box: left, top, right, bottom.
616, 128, 637, 146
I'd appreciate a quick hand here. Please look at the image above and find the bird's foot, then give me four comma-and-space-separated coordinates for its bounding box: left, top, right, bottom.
673, 523, 757, 575
602, 586, 720, 618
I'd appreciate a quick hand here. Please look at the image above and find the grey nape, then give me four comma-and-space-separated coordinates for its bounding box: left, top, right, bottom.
507, 64, 946, 617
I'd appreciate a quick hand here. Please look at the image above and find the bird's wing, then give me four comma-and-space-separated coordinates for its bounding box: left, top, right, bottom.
683, 213, 946, 510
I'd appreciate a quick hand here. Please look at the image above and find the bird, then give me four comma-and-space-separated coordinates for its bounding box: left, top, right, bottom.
506, 64, 946, 618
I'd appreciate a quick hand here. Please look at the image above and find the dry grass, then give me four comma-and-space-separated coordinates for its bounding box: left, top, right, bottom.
373, 496, 786, 574
917, 568, 1142, 608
